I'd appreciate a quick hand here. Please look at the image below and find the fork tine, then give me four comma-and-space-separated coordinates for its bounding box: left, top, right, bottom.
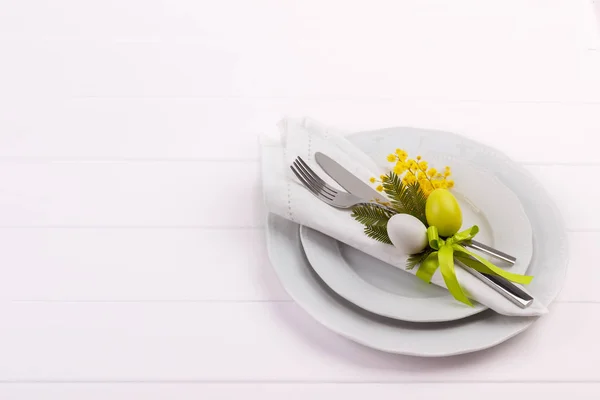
293, 160, 335, 197
290, 165, 333, 202
295, 157, 336, 193
291, 164, 334, 201
294, 158, 337, 196
289, 165, 315, 194
292, 163, 334, 200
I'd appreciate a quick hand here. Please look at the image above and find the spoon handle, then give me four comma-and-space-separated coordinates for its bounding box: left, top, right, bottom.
466, 240, 517, 265
457, 260, 533, 309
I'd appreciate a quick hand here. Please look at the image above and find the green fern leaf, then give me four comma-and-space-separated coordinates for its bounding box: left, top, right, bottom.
405, 248, 433, 270
382, 172, 427, 225
381, 172, 406, 213
363, 225, 392, 245
351, 203, 394, 227
403, 182, 427, 224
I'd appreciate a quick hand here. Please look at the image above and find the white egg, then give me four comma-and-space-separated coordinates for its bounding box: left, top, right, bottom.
387, 213, 428, 254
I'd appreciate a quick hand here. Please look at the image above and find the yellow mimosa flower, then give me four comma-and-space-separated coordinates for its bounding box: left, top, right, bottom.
395, 149, 408, 162
393, 161, 406, 175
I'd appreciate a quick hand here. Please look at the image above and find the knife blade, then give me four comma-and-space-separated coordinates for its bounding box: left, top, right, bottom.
314, 152, 387, 203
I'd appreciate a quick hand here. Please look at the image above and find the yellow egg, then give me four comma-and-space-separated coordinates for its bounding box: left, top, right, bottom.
425, 189, 462, 237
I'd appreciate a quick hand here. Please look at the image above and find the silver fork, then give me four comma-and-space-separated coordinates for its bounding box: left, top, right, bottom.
290, 156, 516, 265
290, 156, 371, 209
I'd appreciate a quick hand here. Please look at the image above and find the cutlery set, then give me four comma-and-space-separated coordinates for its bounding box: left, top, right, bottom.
290, 152, 533, 309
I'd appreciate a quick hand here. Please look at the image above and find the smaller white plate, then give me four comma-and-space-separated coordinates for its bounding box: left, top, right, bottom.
299, 156, 533, 322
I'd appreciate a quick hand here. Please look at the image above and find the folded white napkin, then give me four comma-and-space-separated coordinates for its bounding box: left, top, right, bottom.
261, 117, 548, 316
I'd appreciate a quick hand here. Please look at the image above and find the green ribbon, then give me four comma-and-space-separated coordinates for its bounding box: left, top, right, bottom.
415, 225, 533, 306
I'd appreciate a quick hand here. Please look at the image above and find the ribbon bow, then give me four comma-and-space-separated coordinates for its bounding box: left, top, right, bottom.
415, 225, 533, 306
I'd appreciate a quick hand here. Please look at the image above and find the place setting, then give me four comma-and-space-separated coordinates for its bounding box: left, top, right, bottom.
261, 117, 568, 357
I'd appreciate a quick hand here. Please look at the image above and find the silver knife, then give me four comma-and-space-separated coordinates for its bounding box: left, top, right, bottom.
313, 153, 389, 203
314, 151, 531, 309
314, 152, 516, 265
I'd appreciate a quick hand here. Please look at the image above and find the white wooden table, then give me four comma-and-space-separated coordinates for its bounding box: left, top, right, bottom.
0, 0, 599, 398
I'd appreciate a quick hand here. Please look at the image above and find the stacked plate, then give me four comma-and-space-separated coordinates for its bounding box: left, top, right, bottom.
265, 127, 568, 356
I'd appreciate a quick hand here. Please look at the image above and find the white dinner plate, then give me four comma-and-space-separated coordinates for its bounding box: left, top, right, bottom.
299, 156, 533, 322
265, 127, 567, 356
